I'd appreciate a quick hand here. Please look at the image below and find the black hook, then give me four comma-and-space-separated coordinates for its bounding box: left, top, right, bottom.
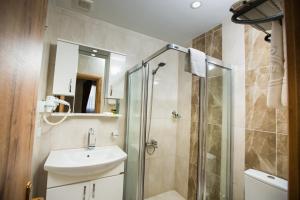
264, 33, 271, 43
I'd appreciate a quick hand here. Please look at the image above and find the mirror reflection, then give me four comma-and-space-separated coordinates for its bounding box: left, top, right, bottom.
74, 47, 108, 113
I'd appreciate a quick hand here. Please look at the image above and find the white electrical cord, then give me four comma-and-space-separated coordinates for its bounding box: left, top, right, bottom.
42, 96, 71, 126
43, 106, 71, 126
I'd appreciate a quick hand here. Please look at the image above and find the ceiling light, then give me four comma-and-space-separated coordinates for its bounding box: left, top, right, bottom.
91, 53, 96, 57
92, 49, 98, 53
191, 1, 202, 9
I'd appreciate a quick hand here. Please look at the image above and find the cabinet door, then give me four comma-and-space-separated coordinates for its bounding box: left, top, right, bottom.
91, 174, 124, 200
52, 40, 79, 96
46, 181, 90, 200
106, 53, 126, 99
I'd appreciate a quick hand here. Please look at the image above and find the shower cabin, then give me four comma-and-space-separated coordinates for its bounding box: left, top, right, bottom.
124, 44, 232, 200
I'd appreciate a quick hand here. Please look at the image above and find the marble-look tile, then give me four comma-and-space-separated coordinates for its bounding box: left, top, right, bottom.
189, 122, 199, 166
276, 134, 288, 179
244, 26, 270, 71
245, 66, 269, 87
245, 130, 276, 175
191, 76, 200, 106
207, 124, 222, 175
187, 164, 198, 200
188, 24, 223, 200
277, 106, 289, 134
206, 172, 220, 200
192, 35, 205, 52
246, 85, 276, 132
205, 27, 222, 60
207, 76, 223, 125
245, 25, 288, 181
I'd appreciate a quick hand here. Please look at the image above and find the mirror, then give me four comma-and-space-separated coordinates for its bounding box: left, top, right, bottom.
51, 40, 126, 114
73, 46, 108, 113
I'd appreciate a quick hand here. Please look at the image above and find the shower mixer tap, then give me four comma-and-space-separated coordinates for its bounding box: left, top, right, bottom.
172, 111, 181, 119
146, 139, 158, 148
146, 139, 158, 155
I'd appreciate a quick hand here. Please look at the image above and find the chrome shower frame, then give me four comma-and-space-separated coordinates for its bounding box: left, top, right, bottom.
124, 44, 232, 200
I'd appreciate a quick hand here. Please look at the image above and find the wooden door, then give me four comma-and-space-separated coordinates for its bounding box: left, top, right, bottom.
0, 0, 47, 200
284, 0, 300, 199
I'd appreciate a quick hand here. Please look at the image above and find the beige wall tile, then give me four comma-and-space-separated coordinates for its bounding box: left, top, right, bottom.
276, 134, 288, 179
244, 25, 288, 182
245, 130, 276, 175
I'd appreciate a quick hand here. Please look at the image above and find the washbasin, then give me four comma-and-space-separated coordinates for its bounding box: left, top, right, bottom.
44, 145, 127, 176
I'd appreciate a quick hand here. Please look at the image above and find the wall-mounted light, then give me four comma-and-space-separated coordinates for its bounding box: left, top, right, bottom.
191, 1, 202, 9
91, 53, 96, 57
92, 49, 98, 53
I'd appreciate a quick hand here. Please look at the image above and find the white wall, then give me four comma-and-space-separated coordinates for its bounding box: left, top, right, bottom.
175, 52, 192, 198
222, 13, 246, 200
31, 1, 176, 197
144, 50, 180, 198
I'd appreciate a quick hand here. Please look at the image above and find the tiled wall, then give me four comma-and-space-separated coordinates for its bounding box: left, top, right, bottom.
222, 15, 246, 200
189, 25, 223, 200
175, 53, 192, 198
144, 51, 179, 198
31, 1, 173, 197
244, 26, 288, 179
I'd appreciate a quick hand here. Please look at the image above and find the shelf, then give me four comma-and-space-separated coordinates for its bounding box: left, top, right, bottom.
50, 113, 122, 118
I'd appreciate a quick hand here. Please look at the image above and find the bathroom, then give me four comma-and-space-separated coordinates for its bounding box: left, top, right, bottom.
0, 0, 297, 200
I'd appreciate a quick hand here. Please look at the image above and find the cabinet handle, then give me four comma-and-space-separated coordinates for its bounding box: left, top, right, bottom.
82, 186, 86, 200
69, 79, 72, 93
92, 183, 96, 198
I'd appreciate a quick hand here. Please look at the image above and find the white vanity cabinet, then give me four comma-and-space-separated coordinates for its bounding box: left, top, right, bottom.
52, 40, 79, 96
91, 175, 124, 200
46, 174, 124, 200
106, 53, 126, 99
46, 181, 90, 200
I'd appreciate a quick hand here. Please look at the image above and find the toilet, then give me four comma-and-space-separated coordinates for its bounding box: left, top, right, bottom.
245, 169, 288, 200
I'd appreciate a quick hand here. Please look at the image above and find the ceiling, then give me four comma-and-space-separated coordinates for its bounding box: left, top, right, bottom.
55, 0, 236, 45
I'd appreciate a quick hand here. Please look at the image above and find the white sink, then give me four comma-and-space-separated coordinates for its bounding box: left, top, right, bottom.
44, 145, 127, 177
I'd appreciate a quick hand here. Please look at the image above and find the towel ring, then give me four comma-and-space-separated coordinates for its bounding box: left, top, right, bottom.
264, 33, 272, 42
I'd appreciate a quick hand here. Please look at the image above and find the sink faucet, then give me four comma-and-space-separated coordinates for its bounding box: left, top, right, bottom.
87, 128, 96, 150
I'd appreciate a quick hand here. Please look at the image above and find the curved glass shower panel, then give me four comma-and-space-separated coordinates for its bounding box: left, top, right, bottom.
124, 67, 144, 200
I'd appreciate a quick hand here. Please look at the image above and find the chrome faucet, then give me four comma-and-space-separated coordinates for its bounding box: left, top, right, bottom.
87, 128, 96, 150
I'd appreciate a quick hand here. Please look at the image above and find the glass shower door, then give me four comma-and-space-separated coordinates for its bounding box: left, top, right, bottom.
124, 66, 145, 200
204, 62, 231, 200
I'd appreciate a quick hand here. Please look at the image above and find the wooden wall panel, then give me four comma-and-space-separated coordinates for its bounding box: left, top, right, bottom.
0, 0, 47, 200
284, 0, 300, 199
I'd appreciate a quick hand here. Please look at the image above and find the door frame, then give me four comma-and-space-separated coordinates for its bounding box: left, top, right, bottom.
284, 0, 300, 199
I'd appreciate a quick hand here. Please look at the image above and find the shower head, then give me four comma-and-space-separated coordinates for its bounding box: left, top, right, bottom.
152, 62, 166, 75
